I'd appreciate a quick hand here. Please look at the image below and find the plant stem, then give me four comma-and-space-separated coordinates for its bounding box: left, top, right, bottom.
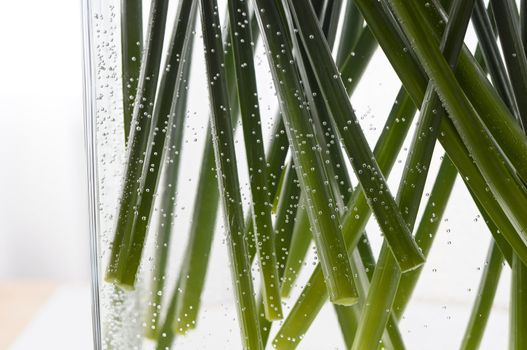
287, 0, 425, 272
472, 0, 519, 117
198, 1, 263, 348
320, 0, 343, 48
172, 13, 264, 333
438, 118, 527, 266
460, 242, 504, 350
280, 200, 311, 298
252, 0, 358, 305
144, 23, 196, 338
351, 2, 474, 347
393, 156, 457, 317
106, 0, 170, 286
510, 254, 527, 350
352, 0, 527, 265
491, 0, 527, 129
120, 0, 142, 143
336, 0, 364, 67
155, 276, 182, 350
226, 0, 283, 321
341, 27, 378, 95
273, 86, 417, 349
259, 162, 301, 346
116, 0, 198, 288
387, 0, 527, 243
355, 0, 527, 189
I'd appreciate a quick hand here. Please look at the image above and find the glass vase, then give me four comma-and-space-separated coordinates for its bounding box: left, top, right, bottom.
82, 0, 515, 349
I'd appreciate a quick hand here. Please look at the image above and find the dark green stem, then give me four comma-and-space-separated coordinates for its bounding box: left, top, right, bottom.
120, 0, 142, 143
199, 1, 263, 348
460, 242, 504, 350
252, 0, 358, 305
288, 0, 424, 272
116, 0, 198, 288
106, 0, 170, 286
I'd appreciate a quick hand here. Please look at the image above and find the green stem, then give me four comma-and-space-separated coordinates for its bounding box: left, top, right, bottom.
388, 0, 527, 244
120, 0, 142, 143
491, 0, 527, 129
438, 118, 527, 266
352, 0, 527, 265
172, 14, 265, 334
351, 2, 474, 347
116, 0, 198, 288
106, 0, 170, 286
280, 201, 311, 298
355, 0, 527, 189
273, 86, 417, 349
171, 132, 218, 335
155, 275, 182, 350
227, 0, 283, 321
393, 156, 457, 317
198, 1, 263, 348
521, 0, 527, 52
460, 242, 504, 350
510, 254, 527, 350
336, 0, 364, 67
341, 27, 378, 95
287, 0, 424, 272
252, 0, 358, 305
260, 162, 301, 347
144, 21, 196, 338
472, 0, 519, 117
275, 162, 301, 278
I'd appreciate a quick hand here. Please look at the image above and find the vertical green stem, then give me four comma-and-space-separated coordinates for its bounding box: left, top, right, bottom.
472, 0, 519, 117
393, 157, 458, 317
106, 0, 170, 286
198, 1, 263, 348
287, 0, 425, 272
510, 254, 527, 350
120, 0, 142, 143
144, 23, 196, 338
460, 242, 504, 350
273, 87, 417, 349
336, 0, 364, 67
116, 0, 198, 288
491, 0, 527, 128
252, 0, 358, 305
227, 0, 283, 321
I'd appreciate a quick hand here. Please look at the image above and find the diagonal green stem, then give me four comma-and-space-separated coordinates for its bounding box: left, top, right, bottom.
393, 155, 458, 317
491, 0, 527, 129
355, 0, 527, 188
273, 86, 417, 349
472, 0, 519, 117
510, 254, 527, 350
172, 14, 265, 335
388, 0, 527, 244
198, 1, 263, 348
460, 241, 504, 350
251, 0, 358, 305
106, 0, 170, 286
341, 27, 378, 95
351, 2, 474, 347
336, 0, 364, 67
352, 0, 527, 265
120, 0, 142, 143
287, 0, 424, 272
116, 0, 198, 288
144, 19, 196, 338
259, 162, 301, 346
227, 0, 283, 321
